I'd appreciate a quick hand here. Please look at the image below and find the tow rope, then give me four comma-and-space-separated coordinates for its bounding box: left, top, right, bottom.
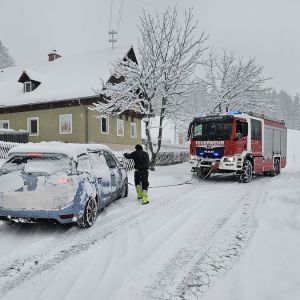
128, 161, 212, 189
128, 180, 193, 189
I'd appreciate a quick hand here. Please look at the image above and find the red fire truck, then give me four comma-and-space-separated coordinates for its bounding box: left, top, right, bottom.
188, 112, 287, 183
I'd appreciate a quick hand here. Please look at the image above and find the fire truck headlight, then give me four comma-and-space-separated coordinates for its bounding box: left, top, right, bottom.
223, 157, 235, 162
190, 155, 196, 160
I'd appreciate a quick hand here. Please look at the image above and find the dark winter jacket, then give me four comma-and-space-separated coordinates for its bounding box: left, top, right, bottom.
124, 150, 149, 171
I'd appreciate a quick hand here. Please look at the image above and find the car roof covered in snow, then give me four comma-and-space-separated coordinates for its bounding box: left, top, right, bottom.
0, 45, 133, 107
8, 142, 111, 160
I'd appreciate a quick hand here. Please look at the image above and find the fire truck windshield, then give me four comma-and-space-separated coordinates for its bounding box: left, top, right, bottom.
193, 121, 233, 141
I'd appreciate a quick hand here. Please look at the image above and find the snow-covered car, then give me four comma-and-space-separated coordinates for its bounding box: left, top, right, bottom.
0, 142, 128, 228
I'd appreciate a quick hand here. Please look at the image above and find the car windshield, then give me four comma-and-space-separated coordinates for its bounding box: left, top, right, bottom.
193, 121, 233, 141
0, 154, 72, 175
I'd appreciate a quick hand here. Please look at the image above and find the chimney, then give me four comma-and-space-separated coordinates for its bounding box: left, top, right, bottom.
48, 50, 61, 62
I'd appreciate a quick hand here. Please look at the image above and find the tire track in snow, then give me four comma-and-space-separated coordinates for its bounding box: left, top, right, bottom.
66, 180, 241, 300
176, 179, 267, 299
0, 179, 237, 298
140, 178, 267, 300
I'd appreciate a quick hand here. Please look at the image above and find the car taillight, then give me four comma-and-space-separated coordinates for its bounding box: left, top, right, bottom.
57, 177, 71, 185
27, 152, 43, 157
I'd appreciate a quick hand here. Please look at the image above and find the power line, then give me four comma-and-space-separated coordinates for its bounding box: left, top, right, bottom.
109, 0, 114, 31
116, 0, 125, 33
108, 0, 125, 48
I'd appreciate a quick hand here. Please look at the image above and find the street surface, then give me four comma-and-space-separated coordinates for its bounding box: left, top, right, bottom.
1, 160, 299, 300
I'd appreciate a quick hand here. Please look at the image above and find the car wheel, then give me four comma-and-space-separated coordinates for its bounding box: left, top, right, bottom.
120, 178, 128, 198
77, 197, 98, 228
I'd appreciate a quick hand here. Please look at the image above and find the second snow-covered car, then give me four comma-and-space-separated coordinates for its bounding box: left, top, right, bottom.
0, 142, 128, 228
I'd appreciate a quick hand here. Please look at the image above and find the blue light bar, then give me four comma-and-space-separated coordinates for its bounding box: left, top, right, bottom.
225, 111, 242, 115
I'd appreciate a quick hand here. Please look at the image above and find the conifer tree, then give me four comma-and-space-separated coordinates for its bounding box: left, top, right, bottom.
0, 40, 15, 69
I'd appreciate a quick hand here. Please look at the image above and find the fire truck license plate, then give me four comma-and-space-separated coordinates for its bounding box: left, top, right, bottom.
196, 141, 224, 146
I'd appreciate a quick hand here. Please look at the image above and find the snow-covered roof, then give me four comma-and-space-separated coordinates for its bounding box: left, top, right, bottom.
8, 142, 110, 160
0, 45, 132, 107
19, 70, 46, 83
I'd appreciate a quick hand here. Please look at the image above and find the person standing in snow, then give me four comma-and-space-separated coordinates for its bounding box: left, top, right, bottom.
124, 144, 150, 205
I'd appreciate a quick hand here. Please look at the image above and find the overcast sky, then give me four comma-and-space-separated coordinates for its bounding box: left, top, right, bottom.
0, 0, 299, 95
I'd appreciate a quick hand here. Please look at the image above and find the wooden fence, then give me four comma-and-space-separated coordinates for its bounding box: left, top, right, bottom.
0, 141, 20, 159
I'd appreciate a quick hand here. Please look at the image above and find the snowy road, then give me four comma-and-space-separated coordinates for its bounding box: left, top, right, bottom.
1, 159, 299, 300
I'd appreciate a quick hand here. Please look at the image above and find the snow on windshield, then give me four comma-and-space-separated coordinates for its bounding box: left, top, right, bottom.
0, 171, 24, 192
1, 154, 71, 175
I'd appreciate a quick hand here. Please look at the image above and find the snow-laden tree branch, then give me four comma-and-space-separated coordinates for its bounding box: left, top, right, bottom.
90, 7, 207, 166
202, 49, 271, 113
0, 40, 15, 69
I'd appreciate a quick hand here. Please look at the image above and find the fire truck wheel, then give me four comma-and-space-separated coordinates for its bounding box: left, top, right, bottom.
274, 159, 281, 175
197, 167, 211, 179
239, 160, 253, 183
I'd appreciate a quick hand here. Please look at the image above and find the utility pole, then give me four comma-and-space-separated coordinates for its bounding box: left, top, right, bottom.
108, 0, 124, 48
109, 30, 117, 49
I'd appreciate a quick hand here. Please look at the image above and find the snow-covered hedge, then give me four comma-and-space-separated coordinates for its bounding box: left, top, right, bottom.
156, 151, 189, 166
114, 149, 189, 170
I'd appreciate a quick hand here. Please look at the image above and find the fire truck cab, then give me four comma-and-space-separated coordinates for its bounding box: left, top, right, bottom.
188, 112, 287, 183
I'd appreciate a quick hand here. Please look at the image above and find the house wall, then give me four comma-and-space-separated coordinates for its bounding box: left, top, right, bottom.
88, 110, 142, 146
0, 106, 142, 147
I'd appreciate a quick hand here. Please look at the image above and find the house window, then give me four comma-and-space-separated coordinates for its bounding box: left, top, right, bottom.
101, 116, 109, 134
130, 122, 137, 138
117, 119, 124, 137
0, 120, 9, 129
24, 81, 32, 93
59, 114, 72, 134
27, 117, 39, 136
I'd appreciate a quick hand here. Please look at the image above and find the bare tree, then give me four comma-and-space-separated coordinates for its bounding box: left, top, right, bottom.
202, 49, 271, 114
0, 40, 15, 69
91, 7, 207, 166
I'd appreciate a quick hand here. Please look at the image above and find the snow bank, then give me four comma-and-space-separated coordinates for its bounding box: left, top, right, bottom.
203, 171, 300, 300
287, 129, 300, 169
